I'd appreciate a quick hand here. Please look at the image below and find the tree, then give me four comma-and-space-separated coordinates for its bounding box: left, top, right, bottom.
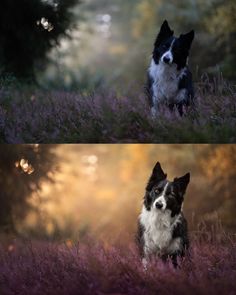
0, 0, 79, 81
0, 145, 57, 233
131, 0, 236, 81
200, 145, 236, 228
205, 0, 236, 79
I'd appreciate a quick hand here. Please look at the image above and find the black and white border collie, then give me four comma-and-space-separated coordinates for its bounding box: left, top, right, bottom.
137, 162, 190, 267
147, 20, 195, 116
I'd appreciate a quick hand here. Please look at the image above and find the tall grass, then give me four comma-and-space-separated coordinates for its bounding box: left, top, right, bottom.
0, 74, 235, 143
0, 227, 235, 295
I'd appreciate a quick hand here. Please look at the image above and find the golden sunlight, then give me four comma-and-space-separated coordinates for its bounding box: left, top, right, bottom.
15, 158, 35, 174
16, 144, 236, 243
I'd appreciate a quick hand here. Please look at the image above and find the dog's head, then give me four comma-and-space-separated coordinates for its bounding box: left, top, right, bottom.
153, 20, 194, 70
144, 162, 190, 217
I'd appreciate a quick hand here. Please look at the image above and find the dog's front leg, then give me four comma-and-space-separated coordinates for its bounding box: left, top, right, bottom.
151, 106, 158, 117
151, 98, 161, 118
142, 257, 148, 270
171, 254, 178, 268
170, 251, 185, 268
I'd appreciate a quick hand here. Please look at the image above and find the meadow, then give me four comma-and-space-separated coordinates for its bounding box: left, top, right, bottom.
0, 225, 235, 295
0, 74, 235, 143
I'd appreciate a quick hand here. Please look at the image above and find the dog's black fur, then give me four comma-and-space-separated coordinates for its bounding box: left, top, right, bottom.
136, 162, 190, 267
147, 20, 195, 116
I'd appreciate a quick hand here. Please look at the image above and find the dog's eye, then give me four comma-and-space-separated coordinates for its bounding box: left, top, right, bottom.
162, 44, 167, 49
154, 188, 161, 194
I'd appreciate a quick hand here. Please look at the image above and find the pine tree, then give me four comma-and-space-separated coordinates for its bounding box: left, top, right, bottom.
0, 145, 57, 233
0, 0, 78, 81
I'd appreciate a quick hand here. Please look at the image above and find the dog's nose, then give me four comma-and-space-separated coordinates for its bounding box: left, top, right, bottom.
156, 202, 163, 209
163, 56, 170, 64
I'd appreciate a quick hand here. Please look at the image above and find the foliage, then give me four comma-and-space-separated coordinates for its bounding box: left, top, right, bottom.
131, 0, 236, 81
205, 0, 236, 78
0, 75, 235, 143
0, 0, 235, 86
45, 0, 236, 89
6, 144, 233, 241
0, 0, 78, 80
0, 145, 57, 232
0, 228, 235, 295
200, 145, 236, 228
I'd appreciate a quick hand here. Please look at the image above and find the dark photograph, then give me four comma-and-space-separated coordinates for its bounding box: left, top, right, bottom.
0, 0, 235, 143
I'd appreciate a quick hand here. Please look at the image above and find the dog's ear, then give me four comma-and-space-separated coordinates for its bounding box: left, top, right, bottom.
146, 162, 167, 191
173, 172, 190, 194
154, 20, 174, 47
179, 30, 194, 50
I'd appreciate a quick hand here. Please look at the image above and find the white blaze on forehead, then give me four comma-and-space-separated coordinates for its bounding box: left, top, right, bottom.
161, 39, 176, 63
153, 182, 169, 210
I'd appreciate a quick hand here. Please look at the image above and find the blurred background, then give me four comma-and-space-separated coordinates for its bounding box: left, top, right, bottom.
0, 0, 235, 90
0, 144, 236, 244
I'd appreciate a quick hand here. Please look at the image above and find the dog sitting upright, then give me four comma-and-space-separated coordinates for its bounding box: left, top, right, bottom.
147, 20, 195, 116
137, 162, 190, 267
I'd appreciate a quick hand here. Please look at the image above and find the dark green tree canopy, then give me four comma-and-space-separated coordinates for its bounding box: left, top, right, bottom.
0, 0, 78, 80
0, 145, 57, 233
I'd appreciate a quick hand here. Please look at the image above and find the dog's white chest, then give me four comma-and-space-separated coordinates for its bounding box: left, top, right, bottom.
148, 59, 186, 108
144, 226, 172, 255
140, 207, 182, 256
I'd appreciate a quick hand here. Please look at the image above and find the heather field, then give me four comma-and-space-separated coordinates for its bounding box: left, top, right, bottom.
0, 228, 235, 295
0, 75, 235, 143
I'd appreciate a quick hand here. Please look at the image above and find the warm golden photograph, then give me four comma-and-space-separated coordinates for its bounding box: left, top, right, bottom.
0, 144, 235, 294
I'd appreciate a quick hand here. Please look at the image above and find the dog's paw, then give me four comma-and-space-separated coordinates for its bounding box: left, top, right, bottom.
151, 107, 158, 118
142, 258, 148, 270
